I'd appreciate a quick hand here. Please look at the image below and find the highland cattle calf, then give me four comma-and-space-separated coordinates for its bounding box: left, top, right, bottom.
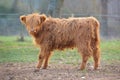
20, 13, 100, 70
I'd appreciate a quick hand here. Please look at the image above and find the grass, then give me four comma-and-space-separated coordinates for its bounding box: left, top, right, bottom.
0, 36, 120, 64
100, 40, 120, 63
0, 36, 38, 62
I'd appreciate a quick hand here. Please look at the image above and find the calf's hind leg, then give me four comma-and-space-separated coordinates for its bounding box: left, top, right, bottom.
80, 54, 89, 70
93, 47, 100, 70
91, 38, 100, 70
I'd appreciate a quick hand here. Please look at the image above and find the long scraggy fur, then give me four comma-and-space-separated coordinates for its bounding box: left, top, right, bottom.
20, 13, 100, 70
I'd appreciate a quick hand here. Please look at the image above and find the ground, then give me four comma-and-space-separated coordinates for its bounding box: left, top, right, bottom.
0, 62, 120, 80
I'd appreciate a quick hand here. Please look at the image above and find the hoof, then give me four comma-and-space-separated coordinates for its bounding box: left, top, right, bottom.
42, 67, 47, 69
42, 65, 49, 69
34, 68, 40, 72
77, 67, 85, 71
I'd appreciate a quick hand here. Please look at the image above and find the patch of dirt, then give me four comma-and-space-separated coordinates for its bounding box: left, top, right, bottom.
0, 62, 120, 80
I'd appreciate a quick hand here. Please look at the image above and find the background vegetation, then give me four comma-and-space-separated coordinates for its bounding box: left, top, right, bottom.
0, 0, 120, 38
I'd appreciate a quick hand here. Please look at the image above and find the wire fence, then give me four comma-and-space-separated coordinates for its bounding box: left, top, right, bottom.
0, 13, 120, 39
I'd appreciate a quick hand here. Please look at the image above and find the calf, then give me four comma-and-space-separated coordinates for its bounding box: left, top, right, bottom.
20, 13, 100, 70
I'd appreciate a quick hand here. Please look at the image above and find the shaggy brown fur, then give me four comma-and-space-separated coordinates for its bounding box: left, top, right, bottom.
20, 13, 100, 70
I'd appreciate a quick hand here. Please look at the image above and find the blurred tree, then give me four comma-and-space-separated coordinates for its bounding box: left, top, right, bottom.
17, 32, 24, 42
29, 0, 34, 13
47, 0, 64, 17
11, 0, 25, 41
101, 0, 108, 37
11, 0, 19, 12
34, 0, 41, 12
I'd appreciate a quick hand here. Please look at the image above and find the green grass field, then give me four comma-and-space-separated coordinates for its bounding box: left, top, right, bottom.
0, 36, 120, 64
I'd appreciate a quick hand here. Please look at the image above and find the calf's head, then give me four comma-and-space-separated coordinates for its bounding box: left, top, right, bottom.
20, 13, 46, 35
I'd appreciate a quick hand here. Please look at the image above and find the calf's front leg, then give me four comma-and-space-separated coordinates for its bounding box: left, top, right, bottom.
36, 50, 45, 70
42, 52, 52, 69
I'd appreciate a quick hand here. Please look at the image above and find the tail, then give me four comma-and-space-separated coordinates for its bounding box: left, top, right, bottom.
94, 17, 100, 45
91, 17, 100, 44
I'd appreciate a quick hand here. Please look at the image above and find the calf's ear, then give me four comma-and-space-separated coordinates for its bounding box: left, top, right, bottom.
20, 15, 26, 24
40, 14, 46, 23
